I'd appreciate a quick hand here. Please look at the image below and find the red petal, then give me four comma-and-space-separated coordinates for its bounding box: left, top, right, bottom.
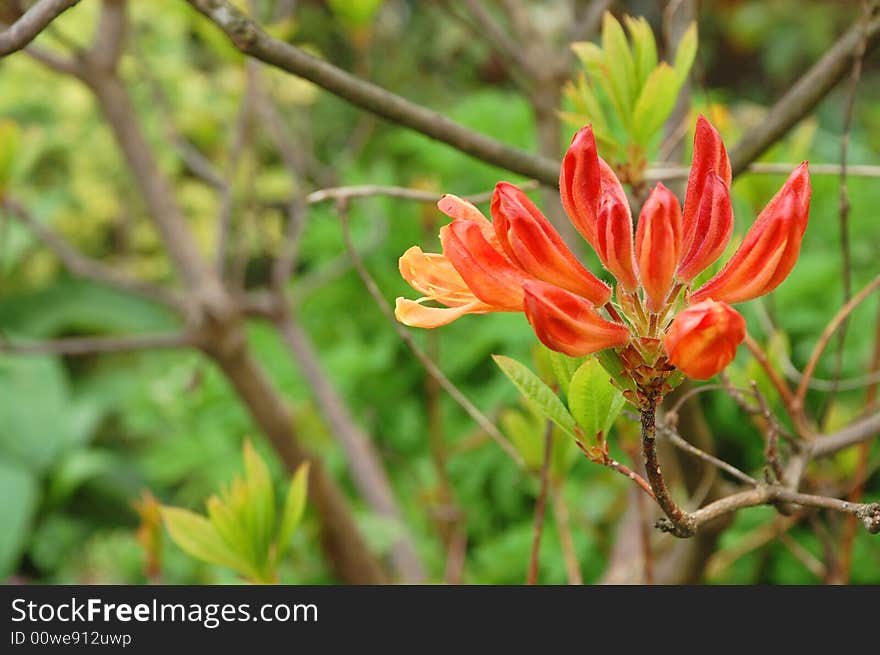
522, 280, 630, 357
636, 183, 682, 311
677, 174, 733, 282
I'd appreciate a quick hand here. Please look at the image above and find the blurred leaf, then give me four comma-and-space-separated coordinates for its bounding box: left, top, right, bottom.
493, 355, 578, 438
567, 358, 625, 441
546, 349, 587, 398
624, 15, 658, 88
672, 22, 698, 87
161, 507, 250, 576
276, 462, 309, 559
326, 0, 384, 29
632, 63, 678, 145
0, 118, 21, 194
600, 12, 637, 123
0, 459, 38, 576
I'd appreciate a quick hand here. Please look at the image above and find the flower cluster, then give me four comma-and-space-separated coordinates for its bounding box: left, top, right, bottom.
395, 116, 810, 391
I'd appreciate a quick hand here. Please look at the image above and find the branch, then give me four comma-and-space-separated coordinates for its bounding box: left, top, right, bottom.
527, 421, 553, 585
0, 332, 197, 355
728, 4, 880, 175
2, 197, 182, 310
183, 0, 560, 186
0, 0, 80, 56
811, 411, 880, 458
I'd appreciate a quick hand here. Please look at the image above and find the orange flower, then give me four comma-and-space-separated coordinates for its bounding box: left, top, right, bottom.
663, 300, 746, 380
395, 116, 809, 385
523, 280, 630, 357
690, 163, 811, 305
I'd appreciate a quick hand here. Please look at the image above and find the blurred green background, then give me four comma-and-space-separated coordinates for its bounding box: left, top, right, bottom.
0, 0, 878, 584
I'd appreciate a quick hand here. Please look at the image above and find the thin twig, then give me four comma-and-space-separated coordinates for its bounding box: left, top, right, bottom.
1, 198, 182, 310
305, 181, 540, 206
797, 275, 880, 404
752, 381, 785, 484
551, 487, 583, 585
657, 423, 758, 487
336, 201, 522, 465
0, 0, 80, 56
527, 421, 553, 585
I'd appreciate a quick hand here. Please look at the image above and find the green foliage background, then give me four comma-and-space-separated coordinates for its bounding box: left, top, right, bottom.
0, 0, 878, 583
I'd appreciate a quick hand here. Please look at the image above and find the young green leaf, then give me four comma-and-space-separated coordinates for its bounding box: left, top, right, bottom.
624, 15, 658, 88
600, 12, 638, 121
567, 358, 626, 442
672, 22, 698, 87
493, 355, 578, 438
243, 441, 276, 565
500, 408, 543, 472
632, 63, 678, 145
276, 462, 310, 559
547, 349, 587, 398
161, 507, 252, 577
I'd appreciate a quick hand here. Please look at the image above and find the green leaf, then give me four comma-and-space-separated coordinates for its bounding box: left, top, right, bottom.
672, 22, 698, 87
547, 349, 587, 398
161, 506, 253, 577
242, 441, 275, 564
600, 12, 638, 122
624, 15, 658, 88
500, 408, 543, 471
568, 358, 626, 442
493, 355, 578, 438
276, 462, 309, 559
632, 63, 679, 145
0, 459, 38, 577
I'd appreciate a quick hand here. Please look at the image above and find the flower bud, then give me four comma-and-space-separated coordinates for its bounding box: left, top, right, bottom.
676, 174, 733, 283
595, 191, 639, 292
690, 162, 811, 305
635, 183, 682, 311
663, 299, 746, 380
522, 280, 630, 357
559, 125, 630, 252
681, 115, 731, 257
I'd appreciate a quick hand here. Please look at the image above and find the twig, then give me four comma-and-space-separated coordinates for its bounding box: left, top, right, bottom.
647, 161, 880, 180
751, 381, 785, 484
657, 422, 758, 487
305, 181, 540, 206
0, 0, 80, 56
527, 421, 553, 585
336, 201, 523, 466
0, 331, 197, 355
728, 3, 880, 175
1, 198, 182, 310
641, 403, 696, 537
779, 532, 828, 580
634, 479, 654, 585
797, 275, 880, 404
825, 0, 871, 423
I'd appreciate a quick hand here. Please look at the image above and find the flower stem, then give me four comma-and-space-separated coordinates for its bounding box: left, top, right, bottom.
640, 401, 696, 537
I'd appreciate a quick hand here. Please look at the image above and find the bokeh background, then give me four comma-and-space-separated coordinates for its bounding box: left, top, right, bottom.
0, 0, 878, 584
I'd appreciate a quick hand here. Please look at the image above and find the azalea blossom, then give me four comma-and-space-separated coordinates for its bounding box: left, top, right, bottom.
395, 115, 811, 384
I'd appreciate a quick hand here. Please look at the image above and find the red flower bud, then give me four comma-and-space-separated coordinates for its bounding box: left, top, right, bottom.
635, 183, 682, 311
559, 125, 630, 252
522, 280, 630, 357
690, 163, 811, 305
681, 115, 731, 259
595, 191, 639, 291
676, 174, 733, 282
490, 182, 611, 306
440, 220, 529, 310
663, 299, 746, 380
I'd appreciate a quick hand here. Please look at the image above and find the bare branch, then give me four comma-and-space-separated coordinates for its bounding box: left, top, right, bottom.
811, 411, 880, 458
728, 4, 880, 175
0, 0, 80, 57
183, 0, 560, 186
657, 423, 758, 487
306, 181, 540, 206
0, 332, 197, 355
2, 197, 182, 309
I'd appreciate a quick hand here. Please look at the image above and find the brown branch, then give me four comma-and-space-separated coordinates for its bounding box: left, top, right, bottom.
551, 487, 583, 585
728, 4, 880, 175
527, 421, 553, 585
0, 332, 197, 355
1, 197, 182, 310
183, 0, 560, 186
657, 422, 758, 487
0, 0, 80, 56
810, 411, 880, 458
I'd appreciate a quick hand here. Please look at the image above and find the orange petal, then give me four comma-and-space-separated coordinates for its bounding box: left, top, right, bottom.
441, 220, 529, 310
681, 115, 732, 260
677, 174, 733, 282
596, 191, 639, 291
636, 183, 682, 312
394, 297, 494, 328
491, 182, 611, 305
522, 280, 630, 357
664, 300, 745, 379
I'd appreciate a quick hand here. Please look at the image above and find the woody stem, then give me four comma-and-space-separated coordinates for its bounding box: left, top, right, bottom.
640, 400, 697, 538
